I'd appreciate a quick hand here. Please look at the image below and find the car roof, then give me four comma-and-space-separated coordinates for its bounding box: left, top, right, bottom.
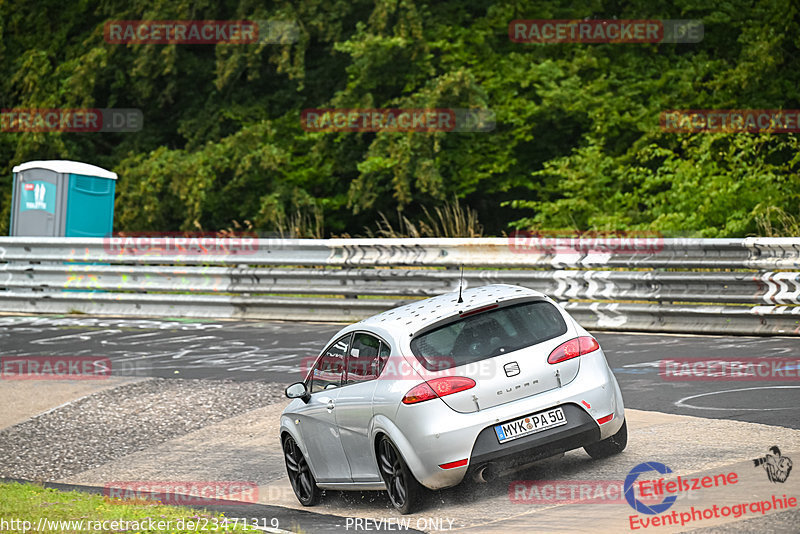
357, 283, 546, 337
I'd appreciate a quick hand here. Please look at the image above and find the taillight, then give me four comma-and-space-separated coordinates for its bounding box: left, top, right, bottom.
401, 382, 437, 404
402, 377, 476, 405
547, 336, 600, 364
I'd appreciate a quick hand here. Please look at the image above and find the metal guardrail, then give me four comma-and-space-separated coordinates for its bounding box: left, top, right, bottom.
0, 236, 798, 335
0, 236, 799, 268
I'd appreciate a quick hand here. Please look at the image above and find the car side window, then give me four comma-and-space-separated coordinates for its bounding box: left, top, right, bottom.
344, 333, 382, 385
376, 342, 391, 377
310, 334, 349, 393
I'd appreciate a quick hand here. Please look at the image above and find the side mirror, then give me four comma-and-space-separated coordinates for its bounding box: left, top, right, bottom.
285, 382, 310, 403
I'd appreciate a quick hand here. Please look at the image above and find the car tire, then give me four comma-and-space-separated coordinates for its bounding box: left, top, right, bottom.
283, 435, 321, 506
584, 418, 627, 460
377, 436, 422, 514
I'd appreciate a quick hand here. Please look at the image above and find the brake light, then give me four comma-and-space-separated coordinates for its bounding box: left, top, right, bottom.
429, 376, 475, 396
402, 377, 476, 404
459, 304, 498, 318
547, 336, 600, 364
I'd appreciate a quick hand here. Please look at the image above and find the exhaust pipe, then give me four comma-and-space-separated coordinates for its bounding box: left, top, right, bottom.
475, 453, 568, 483
476, 463, 497, 483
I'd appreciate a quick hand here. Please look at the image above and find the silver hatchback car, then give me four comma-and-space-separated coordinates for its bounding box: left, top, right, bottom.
281, 284, 626, 513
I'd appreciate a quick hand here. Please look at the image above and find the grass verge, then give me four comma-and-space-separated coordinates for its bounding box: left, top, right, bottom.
0, 481, 254, 533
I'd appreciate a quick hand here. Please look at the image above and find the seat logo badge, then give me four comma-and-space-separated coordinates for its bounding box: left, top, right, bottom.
504, 361, 521, 377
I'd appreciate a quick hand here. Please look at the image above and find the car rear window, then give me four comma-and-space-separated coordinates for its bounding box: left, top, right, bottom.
409, 301, 568, 371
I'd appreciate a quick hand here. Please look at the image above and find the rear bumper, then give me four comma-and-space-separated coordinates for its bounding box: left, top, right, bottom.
388, 349, 624, 490
467, 403, 600, 474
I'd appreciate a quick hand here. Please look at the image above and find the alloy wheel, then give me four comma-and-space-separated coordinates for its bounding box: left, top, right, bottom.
283, 435, 320, 505
378, 438, 409, 509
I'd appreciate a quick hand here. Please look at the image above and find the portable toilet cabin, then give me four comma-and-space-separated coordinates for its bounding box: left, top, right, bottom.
9, 160, 117, 237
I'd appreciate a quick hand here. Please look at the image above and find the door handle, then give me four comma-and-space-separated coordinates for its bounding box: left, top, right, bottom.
326, 399, 335, 412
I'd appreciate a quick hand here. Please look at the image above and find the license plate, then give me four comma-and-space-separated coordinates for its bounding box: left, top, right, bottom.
494, 407, 567, 443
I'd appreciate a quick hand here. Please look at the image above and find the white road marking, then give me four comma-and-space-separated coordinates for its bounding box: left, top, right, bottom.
675, 385, 800, 411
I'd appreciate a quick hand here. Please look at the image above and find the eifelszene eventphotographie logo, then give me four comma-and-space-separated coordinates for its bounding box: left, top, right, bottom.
753, 446, 793, 483
624, 462, 678, 515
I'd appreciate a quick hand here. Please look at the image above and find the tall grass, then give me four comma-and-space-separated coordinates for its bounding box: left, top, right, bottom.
364, 197, 484, 238
755, 206, 800, 237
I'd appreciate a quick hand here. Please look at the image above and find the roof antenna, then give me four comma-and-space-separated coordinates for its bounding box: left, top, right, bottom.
457, 265, 464, 303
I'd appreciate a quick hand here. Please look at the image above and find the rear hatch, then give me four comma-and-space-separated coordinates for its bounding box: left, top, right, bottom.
408, 300, 580, 413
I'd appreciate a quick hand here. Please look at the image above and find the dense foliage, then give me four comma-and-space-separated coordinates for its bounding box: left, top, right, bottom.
1, 0, 798, 237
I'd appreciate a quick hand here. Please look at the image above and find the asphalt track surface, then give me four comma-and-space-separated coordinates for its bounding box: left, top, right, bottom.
0, 315, 797, 429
